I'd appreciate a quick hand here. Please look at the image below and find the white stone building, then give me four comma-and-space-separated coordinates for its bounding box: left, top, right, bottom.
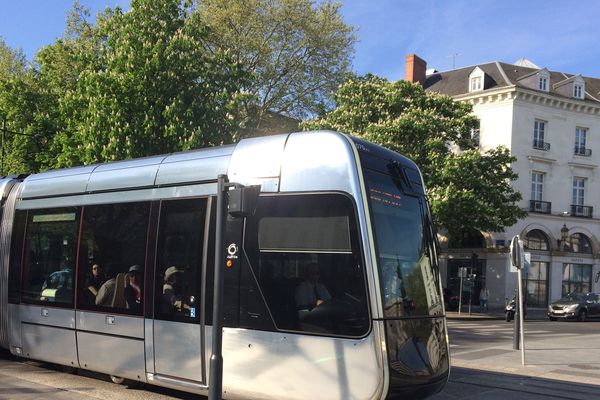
406, 54, 600, 310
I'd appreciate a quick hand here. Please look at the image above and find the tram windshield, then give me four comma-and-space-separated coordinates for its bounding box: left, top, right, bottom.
364, 168, 442, 318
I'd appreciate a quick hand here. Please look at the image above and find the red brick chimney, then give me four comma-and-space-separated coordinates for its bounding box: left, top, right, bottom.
405, 54, 427, 85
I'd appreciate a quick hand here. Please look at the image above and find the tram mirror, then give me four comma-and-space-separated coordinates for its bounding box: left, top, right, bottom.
228, 185, 261, 218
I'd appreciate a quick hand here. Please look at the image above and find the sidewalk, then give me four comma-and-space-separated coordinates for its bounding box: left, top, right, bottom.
446, 308, 548, 321
445, 311, 600, 387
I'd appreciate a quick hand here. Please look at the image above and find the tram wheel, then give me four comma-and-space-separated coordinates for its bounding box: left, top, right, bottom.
110, 375, 126, 384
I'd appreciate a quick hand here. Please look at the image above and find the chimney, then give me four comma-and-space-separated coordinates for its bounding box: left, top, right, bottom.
405, 54, 427, 85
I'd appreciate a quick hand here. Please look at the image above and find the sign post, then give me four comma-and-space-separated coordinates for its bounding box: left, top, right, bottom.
510, 235, 526, 366
458, 267, 467, 315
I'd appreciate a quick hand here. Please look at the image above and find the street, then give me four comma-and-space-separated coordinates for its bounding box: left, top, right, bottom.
431, 318, 600, 399
0, 318, 599, 399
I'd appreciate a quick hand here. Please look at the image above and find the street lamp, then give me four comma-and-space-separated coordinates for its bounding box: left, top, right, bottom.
560, 224, 569, 251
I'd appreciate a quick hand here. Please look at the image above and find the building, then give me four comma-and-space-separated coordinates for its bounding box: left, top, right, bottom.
405, 54, 600, 309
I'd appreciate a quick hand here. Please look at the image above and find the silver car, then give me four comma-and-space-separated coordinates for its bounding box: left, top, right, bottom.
547, 292, 600, 322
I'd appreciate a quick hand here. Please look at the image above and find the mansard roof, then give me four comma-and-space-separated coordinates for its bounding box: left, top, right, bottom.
423, 61, 600, 103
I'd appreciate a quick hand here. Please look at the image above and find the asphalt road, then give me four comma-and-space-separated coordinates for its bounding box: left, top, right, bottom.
0, 318, 599, 399
431, 318, 600, 399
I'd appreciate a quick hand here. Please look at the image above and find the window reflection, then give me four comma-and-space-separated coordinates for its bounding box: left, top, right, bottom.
247, 194, 369, 336
364, 169, 442, 317
77, 203, 150, 315
21, 209, 79, 306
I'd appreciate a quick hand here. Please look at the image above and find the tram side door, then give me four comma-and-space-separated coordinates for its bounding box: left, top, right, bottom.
149, 196, 244, 387
150, 198, 211, 384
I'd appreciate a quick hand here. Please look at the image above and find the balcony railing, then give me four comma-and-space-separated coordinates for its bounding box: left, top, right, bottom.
574, 147, 592, 156
571, 204, 593, 218
530, 200, 552, 214
533, 140, 550, 151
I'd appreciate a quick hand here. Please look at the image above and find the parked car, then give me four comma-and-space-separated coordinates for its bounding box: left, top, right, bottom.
443, 288, 460, 311
547, 292, 600, 322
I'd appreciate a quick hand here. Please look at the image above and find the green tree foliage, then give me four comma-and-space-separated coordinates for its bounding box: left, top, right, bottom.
303, 75, 527, 235
51, 0, 247, 167
0, 0, 248, 173
0, 38, 55, 174
197, 0, 356, 128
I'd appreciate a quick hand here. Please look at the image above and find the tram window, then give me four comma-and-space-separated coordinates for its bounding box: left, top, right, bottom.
244, 193, 369, 337
364, 168, 442, 317
76, 202, 150, 315
154, 198, 207, 323
21, 208, 79, 306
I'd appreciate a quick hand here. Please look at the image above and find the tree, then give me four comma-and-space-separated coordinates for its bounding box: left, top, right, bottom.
197, 0, 356, 130
303, 75, 527, 236
49, 0, 248, 167
0, 38, 27, 80
0, 38, 54, 174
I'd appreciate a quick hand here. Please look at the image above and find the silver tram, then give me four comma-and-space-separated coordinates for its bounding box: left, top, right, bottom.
0, 131, 449, 399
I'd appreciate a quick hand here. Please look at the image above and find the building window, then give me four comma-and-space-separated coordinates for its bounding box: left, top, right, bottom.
574, 127, 589, 155
470, 76, 482, 92
471, 128, 480, 146
538, 76, 548, 91
525, 261, 548, 307
523, 229, 550, 251
562, 263, 592, 296
568, 233, 592, 254
572, 177, 585, 206
573, 83, 584, 99
531, 172, 544, 201
533, 120, 547, 149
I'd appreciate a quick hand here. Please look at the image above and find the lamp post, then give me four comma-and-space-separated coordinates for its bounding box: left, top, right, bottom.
560, 224, 569, 251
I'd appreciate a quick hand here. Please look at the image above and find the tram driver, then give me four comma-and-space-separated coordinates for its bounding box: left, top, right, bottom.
295, 263, 331, 317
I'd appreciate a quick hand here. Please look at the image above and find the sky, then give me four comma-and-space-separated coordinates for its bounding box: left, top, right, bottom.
1, 0, 600, 80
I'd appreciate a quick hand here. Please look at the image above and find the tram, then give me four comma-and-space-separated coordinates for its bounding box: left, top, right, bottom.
0, 130, 449, 399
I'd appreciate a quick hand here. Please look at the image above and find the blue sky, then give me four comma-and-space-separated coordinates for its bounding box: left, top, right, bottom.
2, 0, 600, 80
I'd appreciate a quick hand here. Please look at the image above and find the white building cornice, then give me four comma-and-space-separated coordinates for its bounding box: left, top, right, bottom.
527, 155, 557, 165
453, 86, 600, 114
568, 161, 597, 170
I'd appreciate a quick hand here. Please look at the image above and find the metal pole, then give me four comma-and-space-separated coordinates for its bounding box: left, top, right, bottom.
458, 273, 463, 315
468, 279, 472, 316
209, 174, 228, 400
513, 290, 519, 350
517, 268, 526, 365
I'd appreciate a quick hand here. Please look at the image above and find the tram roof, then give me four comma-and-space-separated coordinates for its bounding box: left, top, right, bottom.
17, 131, 423, 200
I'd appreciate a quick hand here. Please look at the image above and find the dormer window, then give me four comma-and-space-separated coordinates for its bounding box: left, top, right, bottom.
468, 67, 485, 93
538, 75, 548, 91
470, 76, 482, 91
573, 81, 585, 99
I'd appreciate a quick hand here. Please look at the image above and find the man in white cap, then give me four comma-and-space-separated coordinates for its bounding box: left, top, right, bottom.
162, 266, 189, 314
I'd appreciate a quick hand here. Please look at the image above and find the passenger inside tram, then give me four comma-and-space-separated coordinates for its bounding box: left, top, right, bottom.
83, 263, 105, 303
124, 264, 143, 313
95, 263, 117, 306
162, 266, 192, 315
